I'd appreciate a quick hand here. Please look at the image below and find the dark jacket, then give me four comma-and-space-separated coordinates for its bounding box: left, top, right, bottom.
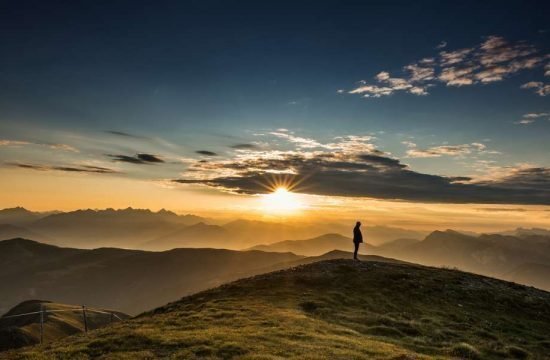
353, 226, 363, 243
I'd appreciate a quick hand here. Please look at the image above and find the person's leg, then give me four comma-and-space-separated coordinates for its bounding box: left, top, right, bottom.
353, 242, 359, 260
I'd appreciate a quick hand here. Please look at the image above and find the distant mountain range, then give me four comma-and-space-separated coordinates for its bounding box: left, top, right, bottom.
0, 207, 430, 249
0, 300, 128, 351
248, 229, 550, 291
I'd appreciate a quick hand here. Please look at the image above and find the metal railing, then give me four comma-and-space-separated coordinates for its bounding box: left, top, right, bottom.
0, 304, 125, 345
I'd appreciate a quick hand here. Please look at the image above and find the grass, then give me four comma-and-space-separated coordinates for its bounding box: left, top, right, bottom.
3, 259, 550, 359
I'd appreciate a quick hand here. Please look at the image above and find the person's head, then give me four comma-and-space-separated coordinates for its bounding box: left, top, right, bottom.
356, 221, 361, 227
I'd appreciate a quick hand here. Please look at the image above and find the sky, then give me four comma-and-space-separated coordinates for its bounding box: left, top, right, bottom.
0, 0, 549, 230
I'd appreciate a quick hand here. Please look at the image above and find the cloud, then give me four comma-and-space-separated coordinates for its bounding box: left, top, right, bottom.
436, 41, 447, 49
0, 140, 30, 146
172, 132, 548, 205
521, 81, 550, 96
269, 131, 324, 148
105, 130, 148, 139
230, 143, 260, 150
440, 48, 474, 66
0, 140, 78, 152
7, 162, 117, 174
196, 150, 218, 156
174, 153, 549, 205
514, 112, 549, 125
477, 207, 527, 212
405, 143, 490, 158
47, 143, 79, 152
109, 153, 165, 164
345, 35, 549, 97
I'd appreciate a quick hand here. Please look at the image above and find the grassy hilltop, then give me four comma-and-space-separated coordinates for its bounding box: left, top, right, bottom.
4, 259, 550, 359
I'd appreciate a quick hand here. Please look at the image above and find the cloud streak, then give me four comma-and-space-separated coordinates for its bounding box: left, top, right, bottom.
404, 142, 492, 158
7, 162, 117, 174
514, 112, 549, 125
196, 150, 218, 156
109, 153, 165, 164
0, 139, 78, 152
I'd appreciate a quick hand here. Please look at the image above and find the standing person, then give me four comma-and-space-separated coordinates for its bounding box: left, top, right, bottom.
353, 221, 363, 260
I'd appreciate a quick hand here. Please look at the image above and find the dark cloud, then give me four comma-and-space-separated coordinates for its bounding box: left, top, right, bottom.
105, 130, 148, 139
230, 143, 260, 150
477, 208, 527, 212
196, 150, 218, 156
108, 153, 164, 164
173, 153, 550, 205
137, 153, 164, 163
356, 154, 406, 168
7, 162, 117, 174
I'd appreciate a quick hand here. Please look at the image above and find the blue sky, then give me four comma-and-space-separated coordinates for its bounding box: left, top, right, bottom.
0, 0, 549, 211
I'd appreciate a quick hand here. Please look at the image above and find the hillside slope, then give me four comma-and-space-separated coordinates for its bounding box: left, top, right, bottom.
0, 300, 128, 352
7, 260, 550, 359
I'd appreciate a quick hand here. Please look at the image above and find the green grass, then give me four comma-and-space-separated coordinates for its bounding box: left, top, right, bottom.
4, 259, 550, 359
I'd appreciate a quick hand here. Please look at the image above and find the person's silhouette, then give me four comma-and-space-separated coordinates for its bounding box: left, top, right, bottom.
353, 221, 363, 260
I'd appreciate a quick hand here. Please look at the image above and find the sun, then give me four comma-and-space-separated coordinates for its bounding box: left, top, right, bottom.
260, 187, 304, 215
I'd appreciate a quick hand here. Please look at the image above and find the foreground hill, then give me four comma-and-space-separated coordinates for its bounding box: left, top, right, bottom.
7, 259, 550, 359
0, 300, 128, 352
0, 239, 302, 315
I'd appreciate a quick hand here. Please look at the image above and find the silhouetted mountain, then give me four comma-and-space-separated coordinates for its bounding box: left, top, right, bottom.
249, 233, 376, 256
0, 238, 82, 275
506, 263, 550, 291
0, 239, 302, 315
142, 222, 228, 250
0, 207, 43, 226
360, 225, 427, 245
0, 225, 51, 243
0, 300, 128, 351
144, 220, 351, 250
29, 208, 206, 248
498, 227, 550, 238
368, 230, 550, 290
6, 259, 550, 359
373, 237, 420, 252
222, 219, 341, 247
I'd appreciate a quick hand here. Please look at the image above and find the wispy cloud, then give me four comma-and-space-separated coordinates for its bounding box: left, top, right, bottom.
0, 139, 78, 152
514, 112, 550, 125
105, 130, 149, 139
405, 142, 493, 158
345, 36, 549, 98
0, 140, 30, 146
6, 162, 117, 174
435, 41, 447, 49
196, 150, 218, 156
230, 143, 261, 150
